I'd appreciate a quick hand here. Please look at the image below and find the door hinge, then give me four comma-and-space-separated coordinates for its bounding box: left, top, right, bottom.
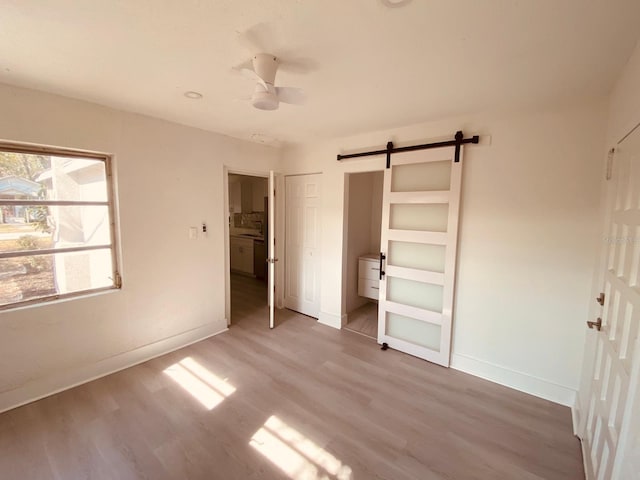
606, 148, 615, 180
587, 317, 602, 331
114, 271, 123, 288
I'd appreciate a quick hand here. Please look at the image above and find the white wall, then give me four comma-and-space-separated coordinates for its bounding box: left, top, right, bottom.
281, 100, 607, 406
0, 83, 279, 412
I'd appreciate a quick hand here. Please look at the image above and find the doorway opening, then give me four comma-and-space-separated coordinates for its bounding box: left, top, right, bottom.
226, 172, 269, 326
342, 171, 384, 338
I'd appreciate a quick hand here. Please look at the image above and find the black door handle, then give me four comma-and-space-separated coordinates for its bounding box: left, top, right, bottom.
379, 253, 386, 280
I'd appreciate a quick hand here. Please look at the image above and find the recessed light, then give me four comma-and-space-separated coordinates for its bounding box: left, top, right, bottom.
184, 91, 203, 99
380, 0, 412, 7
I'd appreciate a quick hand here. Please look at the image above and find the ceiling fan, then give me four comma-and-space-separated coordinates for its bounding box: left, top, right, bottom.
235, 53, 306, 111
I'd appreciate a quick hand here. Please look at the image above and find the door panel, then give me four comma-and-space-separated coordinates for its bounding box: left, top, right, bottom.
378, 147, 462, 367
389, 203, 449, 231
285, 174, 321, 318
579, 127, 640, 479
386, 312, 442, 351
386, 277, 443, 312
391, 160, 452, 192
388, 241, 446, 273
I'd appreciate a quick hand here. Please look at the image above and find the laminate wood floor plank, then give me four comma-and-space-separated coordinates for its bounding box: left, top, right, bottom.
345, 301, 378, 338
0, 273, 584, 479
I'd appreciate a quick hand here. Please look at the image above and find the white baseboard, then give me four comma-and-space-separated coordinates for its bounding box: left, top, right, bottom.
572, 405, 581, 437
318, 311, 347, 329
451, 353, 577, 407
0, 322, 228, 414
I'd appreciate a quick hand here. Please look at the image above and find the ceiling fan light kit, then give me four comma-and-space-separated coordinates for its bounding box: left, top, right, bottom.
252, 83, 279, 110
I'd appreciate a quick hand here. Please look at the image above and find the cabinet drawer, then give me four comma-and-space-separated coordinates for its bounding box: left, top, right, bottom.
359, 259, 380, 281
358, 278, 380, 300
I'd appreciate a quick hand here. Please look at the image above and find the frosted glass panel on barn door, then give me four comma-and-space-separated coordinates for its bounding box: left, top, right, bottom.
378, 147, 462, 367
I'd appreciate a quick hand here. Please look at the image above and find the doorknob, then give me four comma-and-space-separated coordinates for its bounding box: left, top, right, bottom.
587, 318, 602, 331
596, 292, 605, 306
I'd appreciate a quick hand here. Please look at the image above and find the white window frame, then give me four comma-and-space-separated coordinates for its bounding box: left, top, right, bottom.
0, 142, 121, 310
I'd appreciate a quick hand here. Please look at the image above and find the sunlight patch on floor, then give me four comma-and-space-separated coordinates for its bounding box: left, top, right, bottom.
250, 415, 352, 480
163, 357, 236, 410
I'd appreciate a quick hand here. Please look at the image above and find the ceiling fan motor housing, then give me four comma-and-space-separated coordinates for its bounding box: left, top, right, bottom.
252, 53, 278, 84
251, 54, 279, 110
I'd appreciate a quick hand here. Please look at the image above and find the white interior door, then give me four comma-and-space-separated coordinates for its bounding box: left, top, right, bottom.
377, 147, 462, 367
579, 128, 640, 479
285, 174, 321, 318
268, 170, 276, 329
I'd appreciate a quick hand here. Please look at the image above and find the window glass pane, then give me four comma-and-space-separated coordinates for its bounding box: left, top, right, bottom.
386, 312, 441, 351
388, 241, 446, 273
44, 157, 108, 201
387, 276, 443, 312
0, 248, 114, 307
391, 160, 451, 192
0, 205, 111, 253
389, 203, 449, 232
0, 153, 107, 202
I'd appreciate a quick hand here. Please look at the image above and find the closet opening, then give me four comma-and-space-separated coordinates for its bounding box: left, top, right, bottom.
342, 170, 384, 338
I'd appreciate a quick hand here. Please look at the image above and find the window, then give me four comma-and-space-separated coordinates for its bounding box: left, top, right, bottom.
0, 143, 120, 309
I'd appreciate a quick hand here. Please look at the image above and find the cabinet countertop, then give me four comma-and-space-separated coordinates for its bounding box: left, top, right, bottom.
230, 234, 264, 241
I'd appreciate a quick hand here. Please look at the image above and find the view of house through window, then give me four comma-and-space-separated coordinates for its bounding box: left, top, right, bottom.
0, 146, 119, 309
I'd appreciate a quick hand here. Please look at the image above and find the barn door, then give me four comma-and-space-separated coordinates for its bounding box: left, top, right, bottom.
377, 146, 462, 367
579, 127, 640, 479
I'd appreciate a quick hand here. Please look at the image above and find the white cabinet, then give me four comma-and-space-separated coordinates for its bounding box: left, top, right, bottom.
230, 237, 254, 274
241, 183, 253, 213
358, 254, 380, 300
229, 181, 254, 213
229, 182, 241, 213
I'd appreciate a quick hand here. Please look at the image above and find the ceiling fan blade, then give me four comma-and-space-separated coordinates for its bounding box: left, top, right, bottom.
274, 48, 319, 75
233, 67, 268, 89
276, 86, 306, 105
236, 22, 277, 54
231, 59, 252, 72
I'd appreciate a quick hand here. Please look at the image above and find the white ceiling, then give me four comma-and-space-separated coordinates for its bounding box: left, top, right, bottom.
1, 0, 639, 146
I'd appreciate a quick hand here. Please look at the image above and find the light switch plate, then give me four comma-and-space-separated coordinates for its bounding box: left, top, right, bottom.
189, 227, 198, 240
